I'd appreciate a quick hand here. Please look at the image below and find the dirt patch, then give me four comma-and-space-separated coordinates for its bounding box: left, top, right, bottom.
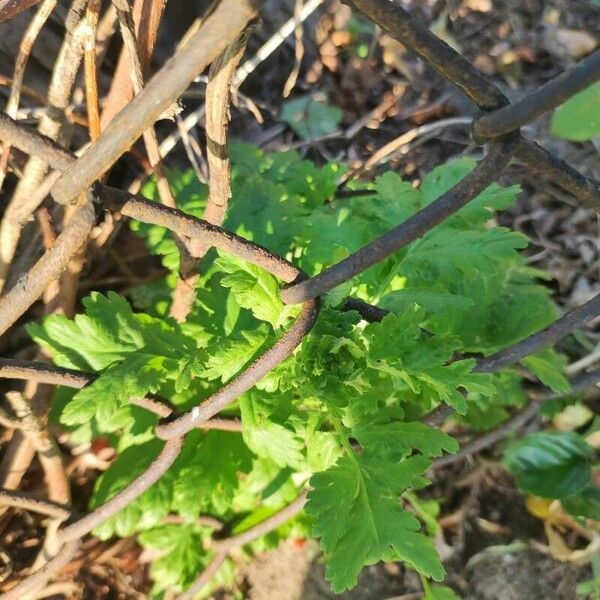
466, 546, 591, 600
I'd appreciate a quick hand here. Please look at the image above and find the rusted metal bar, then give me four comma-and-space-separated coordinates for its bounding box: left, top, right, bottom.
0, 112, 75, 173
50, 0, 262, 205
280, 135, 519, 305
155, 299, 320, 440
56, 437, 183, 543
3, 1, 600, 594
0, 0, 42, 23
346, 0, 507, 110
348, 0, 600, 210
473, 50, 600, 141
0, 358, 90, 387
0, 489, 71, 520
516, 138, 600, 212
343, 297, 388, 322
0, 358, 242, 431
432, 367, 600, 468
110, 190, 301, 284
476, 293, 600, 373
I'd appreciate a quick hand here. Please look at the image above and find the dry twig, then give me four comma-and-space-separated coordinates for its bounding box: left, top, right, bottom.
170, 31, 250, 321
0, 0, 58, 192
0, 0, 89, 292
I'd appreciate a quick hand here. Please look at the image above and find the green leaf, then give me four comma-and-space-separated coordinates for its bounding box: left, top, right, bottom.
420, 157, 520, 223
214, 252, 293, 328
239, 395, 305, 469
139, 525, 225, 594
551, 81, 600, 141
352, 421, 458, 459
61, 353, 170, 426
401, 227, 528, 283
91, 439, 171, 539
424, 585, 463, 600
561, 485, 600, 521
280, 94, 343, 140
365, 311, 495, 414
29, 292, 197, 426
172, 431, 253, 518
503, 432, 592, 499
521, 348, 570, 394
380, 290, 474, 315
306, 453, 444, 592
203, 326, 269, 383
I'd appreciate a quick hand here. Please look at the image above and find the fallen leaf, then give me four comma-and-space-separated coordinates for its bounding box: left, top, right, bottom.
464, 0, 492, 12
555, 29, 597, 59
553, 403, 594, 431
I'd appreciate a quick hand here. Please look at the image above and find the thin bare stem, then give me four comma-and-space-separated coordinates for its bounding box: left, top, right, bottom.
0, 0, 58, 192
4, 391, 69, 505
180, 492, 308, 599
51, 0, 262, 205
170, 31, 249, 322
100, 0, 167, 129
0, 540, 79, 600
0, 1, 89, 292
158, 0, 324, 161
83, 0, 102, 140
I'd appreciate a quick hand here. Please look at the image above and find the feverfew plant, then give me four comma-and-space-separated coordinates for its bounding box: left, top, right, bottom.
28, 145, 571, 596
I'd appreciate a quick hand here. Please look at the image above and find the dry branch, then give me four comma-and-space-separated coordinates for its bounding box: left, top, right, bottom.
0, 0, 89, 292
4, 391, 69, 505
0, 540, 79, 600
170, 31, 249, 321
180, 492, 308, 599
0, 489, 70, 520
0, 199, 95, 336
100, 0, 167, 129
83, 0, 102, 140
51, 0, 263, 205
0, 0, 58, 192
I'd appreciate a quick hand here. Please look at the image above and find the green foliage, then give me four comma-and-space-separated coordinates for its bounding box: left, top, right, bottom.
521, 348, 570, 395
551, 81, 600, 141
280, 93, 343, 139
29, 145, 571, 597
307, 453, 442, 592
424, 585, 463, 600
503, 431, 593, 499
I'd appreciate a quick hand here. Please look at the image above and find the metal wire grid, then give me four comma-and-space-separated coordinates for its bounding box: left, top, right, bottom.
0, 0, 598, 596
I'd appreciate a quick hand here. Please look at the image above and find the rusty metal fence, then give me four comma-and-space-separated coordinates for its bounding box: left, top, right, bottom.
0, 0, 599, 596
